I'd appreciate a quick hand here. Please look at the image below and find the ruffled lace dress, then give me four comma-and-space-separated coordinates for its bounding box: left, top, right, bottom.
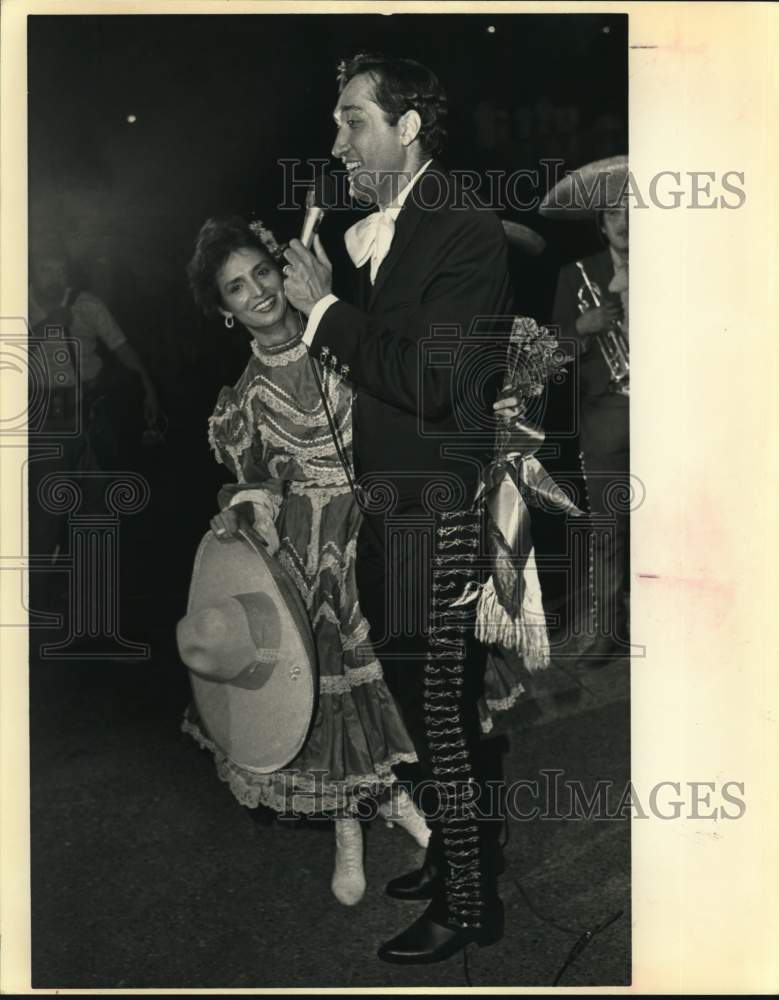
182, 334, 542, 812
182, 335, 418, 814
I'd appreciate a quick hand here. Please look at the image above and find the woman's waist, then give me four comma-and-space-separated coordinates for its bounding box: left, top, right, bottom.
287, 479, 352, 497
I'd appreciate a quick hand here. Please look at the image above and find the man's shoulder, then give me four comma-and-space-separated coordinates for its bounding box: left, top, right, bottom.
412, 165, 505, 241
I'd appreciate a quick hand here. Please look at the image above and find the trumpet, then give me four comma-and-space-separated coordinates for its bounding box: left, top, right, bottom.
575, 260, 630, 397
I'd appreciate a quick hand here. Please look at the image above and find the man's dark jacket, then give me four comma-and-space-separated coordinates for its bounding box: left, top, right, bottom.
311, 162, 513, 514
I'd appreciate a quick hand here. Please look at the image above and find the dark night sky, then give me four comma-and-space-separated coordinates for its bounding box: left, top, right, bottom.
29, 16, 626, 230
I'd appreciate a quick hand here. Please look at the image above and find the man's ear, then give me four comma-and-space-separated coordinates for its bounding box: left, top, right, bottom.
398, 109, 422, 147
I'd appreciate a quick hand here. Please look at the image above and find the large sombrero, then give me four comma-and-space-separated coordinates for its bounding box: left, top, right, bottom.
177, 527, 317, 774
500, 220, 547, 255
539, 155, 628, 220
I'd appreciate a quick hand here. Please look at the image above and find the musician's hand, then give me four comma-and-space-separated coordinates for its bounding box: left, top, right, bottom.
576, 301, 622, 336
283, 236, 332, 317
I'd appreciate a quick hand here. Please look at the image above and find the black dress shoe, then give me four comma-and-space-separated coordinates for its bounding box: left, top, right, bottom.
385, 846, 506, 901
378, 899, 504, 965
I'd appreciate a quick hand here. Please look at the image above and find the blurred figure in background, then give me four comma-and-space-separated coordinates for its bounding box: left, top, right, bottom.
540, 156, 630, 668
28, 236, 161, 612
29, 237, 159, 471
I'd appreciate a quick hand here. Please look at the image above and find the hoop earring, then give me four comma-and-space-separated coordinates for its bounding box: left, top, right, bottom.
224, 313, 234, 329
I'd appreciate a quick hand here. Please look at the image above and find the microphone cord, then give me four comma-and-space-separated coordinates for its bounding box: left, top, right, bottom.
462, 820, 625, 987
296, 311, 385, 550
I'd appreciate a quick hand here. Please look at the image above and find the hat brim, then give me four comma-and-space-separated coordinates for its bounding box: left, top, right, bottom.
539, 155, 628, 220
501, 220, 547, 255
183, 527, 318, 775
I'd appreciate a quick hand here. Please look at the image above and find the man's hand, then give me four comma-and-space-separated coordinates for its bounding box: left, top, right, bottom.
493, 389, 523, 423
575, 299, 623, 336
283, 235, 332, 317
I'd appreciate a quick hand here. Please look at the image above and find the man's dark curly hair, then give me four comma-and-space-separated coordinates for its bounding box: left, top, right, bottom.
337, 53, 448, 158
187, 215, 283, 317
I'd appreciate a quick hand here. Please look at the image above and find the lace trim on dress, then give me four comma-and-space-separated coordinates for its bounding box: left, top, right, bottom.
318, 661, 384, 695
208, 412, 253, 471
243, 376, 327, 428
288, 481, 351, 497
485, 682, 525, 713
279, 539, 358, 617
181, 714, 418, 815
258, 412, 352, 460
250, 339, 308, 367
207, 414, 221, 459
340, 617, 371, 652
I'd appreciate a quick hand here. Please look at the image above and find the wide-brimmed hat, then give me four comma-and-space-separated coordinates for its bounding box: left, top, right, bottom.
501, 220, 547, 255
177, 527, 317, 774
539, 155, 628, 220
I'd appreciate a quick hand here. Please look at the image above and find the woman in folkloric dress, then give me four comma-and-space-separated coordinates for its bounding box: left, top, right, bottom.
183, 215, 428, 907
182, 215, 539, 906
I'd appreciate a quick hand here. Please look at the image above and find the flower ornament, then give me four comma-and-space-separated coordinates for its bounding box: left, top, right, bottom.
249, 220, 287, 263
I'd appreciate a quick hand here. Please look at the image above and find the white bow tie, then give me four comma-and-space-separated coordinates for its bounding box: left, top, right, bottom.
344, 207, 401, 284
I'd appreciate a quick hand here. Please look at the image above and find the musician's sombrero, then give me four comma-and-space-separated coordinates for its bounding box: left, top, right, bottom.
177, 528, 317, 774
539, 155, 628, 220
500, 220, 547, 255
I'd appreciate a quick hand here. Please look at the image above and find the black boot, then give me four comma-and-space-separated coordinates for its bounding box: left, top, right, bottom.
378, 897, 504, 965
386, 841, 506, 901
385, 858, 441, 901
386, 828, 442, 900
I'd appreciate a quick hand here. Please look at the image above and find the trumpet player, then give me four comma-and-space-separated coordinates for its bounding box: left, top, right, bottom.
539, 155, 630, 667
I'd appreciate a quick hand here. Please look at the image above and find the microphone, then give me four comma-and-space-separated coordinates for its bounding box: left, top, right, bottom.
300, 172, 337, 249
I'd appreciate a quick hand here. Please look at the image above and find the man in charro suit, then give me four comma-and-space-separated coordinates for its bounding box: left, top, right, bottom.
284, 53, 513, 963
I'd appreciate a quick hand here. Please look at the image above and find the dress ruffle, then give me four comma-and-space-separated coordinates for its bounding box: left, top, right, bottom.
182, 688, 417, 816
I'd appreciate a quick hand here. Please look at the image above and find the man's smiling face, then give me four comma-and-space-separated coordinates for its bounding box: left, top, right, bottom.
331, 72, 415, 208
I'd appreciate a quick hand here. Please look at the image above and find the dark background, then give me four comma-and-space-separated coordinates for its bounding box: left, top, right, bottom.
28, 15, 630, 987
29, 11, 627, 622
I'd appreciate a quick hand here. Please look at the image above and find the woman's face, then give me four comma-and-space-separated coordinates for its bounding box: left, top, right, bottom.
217, 246, 286, 332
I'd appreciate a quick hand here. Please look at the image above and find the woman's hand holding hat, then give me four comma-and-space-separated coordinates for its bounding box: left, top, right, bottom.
210, 506, 249, 543
210, 500, 280, 556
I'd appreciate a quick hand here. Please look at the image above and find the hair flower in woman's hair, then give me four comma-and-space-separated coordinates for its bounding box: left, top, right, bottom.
248, 219, 286, 262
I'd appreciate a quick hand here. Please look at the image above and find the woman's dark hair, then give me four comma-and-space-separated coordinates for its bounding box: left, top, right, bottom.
337, 53, 448, 158
187, 215, 283, 317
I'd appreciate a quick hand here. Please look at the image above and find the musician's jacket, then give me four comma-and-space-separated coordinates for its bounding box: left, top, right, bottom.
552, 249, 628, 457
309, 162, 513, 515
